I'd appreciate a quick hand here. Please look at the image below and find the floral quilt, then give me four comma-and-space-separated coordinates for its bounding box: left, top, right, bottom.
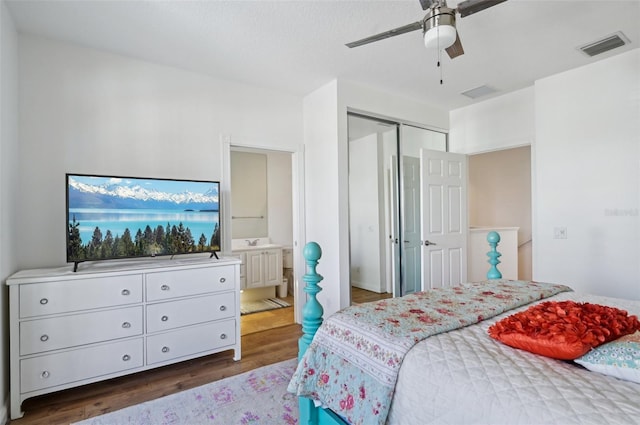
287, 280, 571, 425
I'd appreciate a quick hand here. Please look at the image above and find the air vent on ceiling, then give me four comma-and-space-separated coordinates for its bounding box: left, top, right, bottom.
579, 32, 630, 57
461, 85, 497, 99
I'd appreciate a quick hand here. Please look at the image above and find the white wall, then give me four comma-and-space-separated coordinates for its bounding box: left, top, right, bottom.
302, 81, 342, 314
266, 150, 293, 247
534, 48, 640, 300
17, 35, 303, 269
1, 1, 19, 421
449, 86, 534, 154
450, 49, 640, 301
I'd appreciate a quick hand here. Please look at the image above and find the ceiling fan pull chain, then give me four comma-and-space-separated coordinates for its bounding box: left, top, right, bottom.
438, 35, 444, 84
437, 25, 443, 84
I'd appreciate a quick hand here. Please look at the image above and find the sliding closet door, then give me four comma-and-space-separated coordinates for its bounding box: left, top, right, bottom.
347, 116, 451, 300
347, 114, 398, 297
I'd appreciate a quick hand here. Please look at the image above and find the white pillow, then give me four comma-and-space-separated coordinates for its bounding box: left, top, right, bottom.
575, 331, 640, 384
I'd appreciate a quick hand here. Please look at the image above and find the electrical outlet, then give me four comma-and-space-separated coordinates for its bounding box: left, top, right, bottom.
554, 227, 567, 239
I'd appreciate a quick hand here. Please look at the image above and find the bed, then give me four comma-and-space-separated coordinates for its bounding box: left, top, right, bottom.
288, 240, 640, 425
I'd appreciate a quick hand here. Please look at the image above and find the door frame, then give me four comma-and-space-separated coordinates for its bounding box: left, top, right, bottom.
221, 136, 306, 323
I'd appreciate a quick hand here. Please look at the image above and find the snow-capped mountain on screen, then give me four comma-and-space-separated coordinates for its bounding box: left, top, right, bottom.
67, 176, 219, 211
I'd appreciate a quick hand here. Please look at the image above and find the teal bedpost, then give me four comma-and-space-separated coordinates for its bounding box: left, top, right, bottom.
299, 241, 324, 355
299, 242, 324, 424
486, 231, 502, 279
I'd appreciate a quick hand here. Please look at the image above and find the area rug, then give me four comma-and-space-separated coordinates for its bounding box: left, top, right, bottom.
240, 298, 291, 315
73, 359, 299, 425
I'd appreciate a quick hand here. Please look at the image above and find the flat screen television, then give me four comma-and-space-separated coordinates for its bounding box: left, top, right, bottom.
66, 173, 220, 269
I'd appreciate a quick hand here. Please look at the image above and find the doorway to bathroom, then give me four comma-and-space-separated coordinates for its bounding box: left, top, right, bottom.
228, 146, 297, 335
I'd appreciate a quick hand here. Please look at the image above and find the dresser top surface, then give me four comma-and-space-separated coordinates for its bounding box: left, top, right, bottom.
7, 255, 241, 285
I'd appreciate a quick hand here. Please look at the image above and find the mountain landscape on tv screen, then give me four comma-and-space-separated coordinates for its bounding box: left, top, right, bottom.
67, 177, 219, 211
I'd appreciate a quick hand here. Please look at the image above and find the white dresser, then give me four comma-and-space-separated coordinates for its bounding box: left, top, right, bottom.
7, 256, 241, 420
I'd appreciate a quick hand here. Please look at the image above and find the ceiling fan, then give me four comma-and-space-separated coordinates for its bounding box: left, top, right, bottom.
346, 0, 507, 59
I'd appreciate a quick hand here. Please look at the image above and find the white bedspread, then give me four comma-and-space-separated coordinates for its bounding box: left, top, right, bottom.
387, 292, 640, 425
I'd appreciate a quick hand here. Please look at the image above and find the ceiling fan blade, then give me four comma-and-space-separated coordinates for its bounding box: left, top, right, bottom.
445, 31, 464, 59
456, 0, 507, 18
419, 0, 439, 10
346, 21, 423, 48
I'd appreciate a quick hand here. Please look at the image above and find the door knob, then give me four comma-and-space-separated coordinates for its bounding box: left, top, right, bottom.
424, 240, 436, 246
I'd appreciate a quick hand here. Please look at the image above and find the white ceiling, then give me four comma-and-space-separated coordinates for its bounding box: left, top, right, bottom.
5, 0, 640, 111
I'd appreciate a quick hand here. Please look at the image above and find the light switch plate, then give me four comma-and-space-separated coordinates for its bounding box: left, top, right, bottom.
554, 227, 567, 239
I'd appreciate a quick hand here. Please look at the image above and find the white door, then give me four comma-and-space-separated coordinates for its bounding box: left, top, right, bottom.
263, 249, 283, 287
421, 149, 468, 289
245, 251, 264, 289
402, 156, 421, 295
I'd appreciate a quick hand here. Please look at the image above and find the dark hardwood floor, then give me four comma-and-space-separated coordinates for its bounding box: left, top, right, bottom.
351, 286, 392, 304
10, 287, 390, 424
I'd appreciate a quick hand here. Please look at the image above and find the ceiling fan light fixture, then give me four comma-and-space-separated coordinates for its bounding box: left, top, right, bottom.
423, 6, 457, 50
424, 24, 457, 49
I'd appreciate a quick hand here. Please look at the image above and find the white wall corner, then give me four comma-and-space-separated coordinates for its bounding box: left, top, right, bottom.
449, 86, 535, 155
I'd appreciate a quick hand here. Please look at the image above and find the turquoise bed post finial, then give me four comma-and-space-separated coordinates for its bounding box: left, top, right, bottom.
300, 242, 324, 355
486, 231, 502, 279
298, 242, 324, 425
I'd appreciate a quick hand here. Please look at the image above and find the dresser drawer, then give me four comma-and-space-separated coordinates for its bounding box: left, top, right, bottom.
146, 266, 235, 301
20, 307, 143, 356
146, 319, 236, 365
21, 338, 143, 393
146, 293, 235, 333
20, 275, 143, 318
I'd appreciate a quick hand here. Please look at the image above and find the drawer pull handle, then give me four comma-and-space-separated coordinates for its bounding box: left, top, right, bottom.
161, 284, 170, 291
40, 334, 49, 342
122, 354, 131, 362
219, 277, 226, 283
121, 289, 130, 296
220, 305, 227, 311
161, 315, 169, 322
162, 346, 170, 353
40, 298, 49, 305
122, 322, 131, 329
220, 333, 227, 340
41, 371, 50, 379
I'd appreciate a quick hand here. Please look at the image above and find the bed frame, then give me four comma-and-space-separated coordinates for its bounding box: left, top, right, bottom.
296, 232, 503, 425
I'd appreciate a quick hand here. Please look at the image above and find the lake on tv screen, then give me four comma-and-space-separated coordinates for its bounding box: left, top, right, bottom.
69, 208, 219, 243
